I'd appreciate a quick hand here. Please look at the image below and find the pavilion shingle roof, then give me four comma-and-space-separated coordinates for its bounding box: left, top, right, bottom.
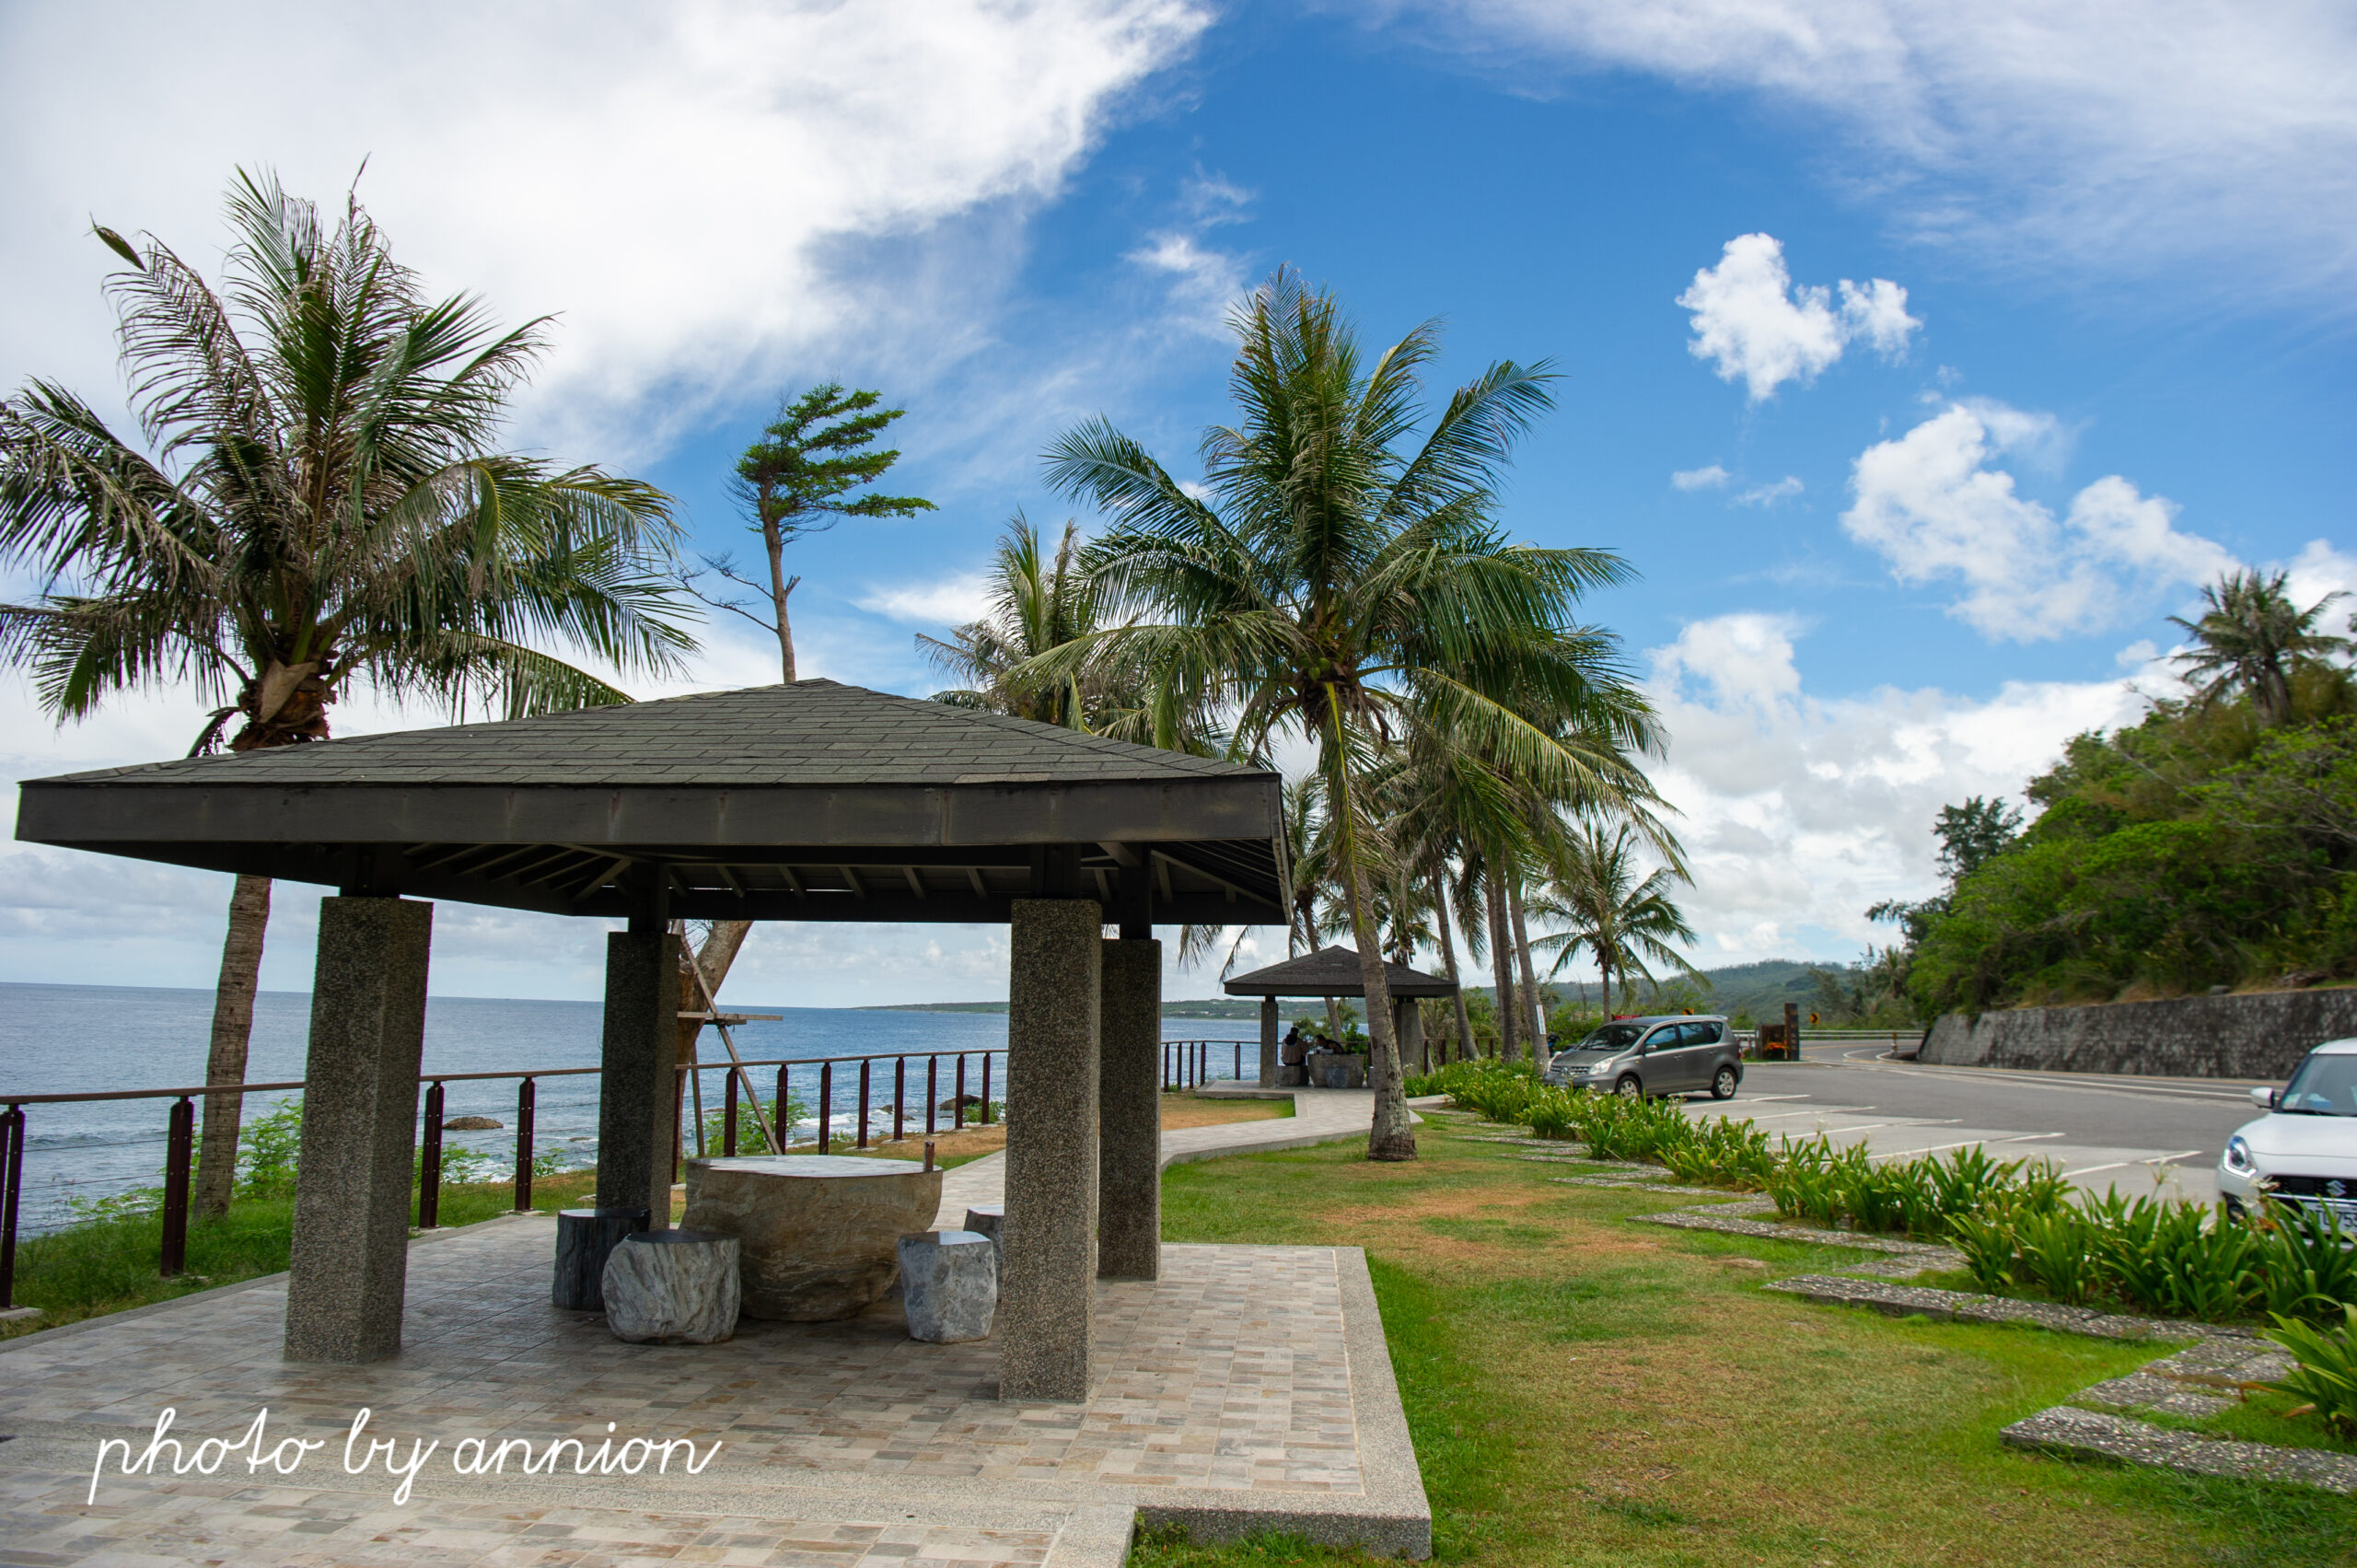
1224, 945, 1460, 998
41, 679, 1261, 789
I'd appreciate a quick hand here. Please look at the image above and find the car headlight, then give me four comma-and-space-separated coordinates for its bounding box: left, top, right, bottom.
2224, 1135, 2253, 1173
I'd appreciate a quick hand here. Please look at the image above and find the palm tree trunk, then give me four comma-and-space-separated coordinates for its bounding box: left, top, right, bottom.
1322, 710, 1413, 1161
1508, 882, 1547, 1063
1484, 871, 1519, 1063
194, 875, 270, 1219
1430, 870, 1473, 1066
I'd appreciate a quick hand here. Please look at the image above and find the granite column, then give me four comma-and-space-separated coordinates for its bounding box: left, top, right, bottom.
1259, 996, 1280, 1087
598, 922, 681, 1229
1097, 937, 1161, 1281
1000, 898, 1101, 1400
283, 896, 433, 1364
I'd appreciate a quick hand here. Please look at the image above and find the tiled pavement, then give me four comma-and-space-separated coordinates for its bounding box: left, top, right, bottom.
0, 1215, 1426, 1568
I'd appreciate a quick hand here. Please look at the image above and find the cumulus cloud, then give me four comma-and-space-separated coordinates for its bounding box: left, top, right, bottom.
1840, 402, 2235, 641
1677, 234, 1920, 400
1672, 464, 1732, 491
1397, 1, 2357, 299
1642, 613, 2152, 965
0, 1, 1211, 462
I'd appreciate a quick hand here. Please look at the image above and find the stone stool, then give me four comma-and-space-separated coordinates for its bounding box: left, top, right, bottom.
553, 1206, 648, 1310
898, 1230, 997, 1343
962, 1204, 1004, 1268
601, 1230, 740, 1344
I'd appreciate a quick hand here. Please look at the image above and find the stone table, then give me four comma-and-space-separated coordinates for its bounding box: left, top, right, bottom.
683, 1155, 943, 1320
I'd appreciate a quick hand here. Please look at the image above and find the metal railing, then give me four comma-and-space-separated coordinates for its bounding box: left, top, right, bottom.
0, 1037, 1259, 1315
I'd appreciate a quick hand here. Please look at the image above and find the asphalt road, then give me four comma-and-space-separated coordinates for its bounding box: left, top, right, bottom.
1686, 1048, 2277, 1203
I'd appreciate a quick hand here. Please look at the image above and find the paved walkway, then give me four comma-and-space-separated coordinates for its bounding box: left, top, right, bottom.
1, 1092, 1429, 1568
935, 1088, 1399, 1229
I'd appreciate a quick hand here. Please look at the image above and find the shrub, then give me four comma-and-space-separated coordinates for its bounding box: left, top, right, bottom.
2264, 1304, 2357, 1436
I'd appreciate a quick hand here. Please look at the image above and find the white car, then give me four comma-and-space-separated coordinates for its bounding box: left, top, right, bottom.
2219, 1037, 2357, 1227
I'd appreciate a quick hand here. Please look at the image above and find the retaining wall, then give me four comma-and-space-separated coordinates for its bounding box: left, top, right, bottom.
1921, 990, 2357, 1079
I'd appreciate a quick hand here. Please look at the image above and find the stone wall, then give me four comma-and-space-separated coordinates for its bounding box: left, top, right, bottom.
1921, 989, 2357, 1079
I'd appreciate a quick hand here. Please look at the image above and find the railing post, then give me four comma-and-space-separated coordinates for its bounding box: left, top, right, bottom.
858, 1060, 872, 1149
894, 1057, 906, 1144
819, 1062, 833, 1154
417, 1080, 446, 1229
925, 1055, 938, 1138
980, 1052, 993, 1124
1235, 1041, 1241, 1082
724, 1069, 739, 1157
0, 1104, 22, 1310
955, 1054, 967, 1131
776, 1065, 791, 1148
513, 1077, 536, 1213
160, 1095, 194, 1276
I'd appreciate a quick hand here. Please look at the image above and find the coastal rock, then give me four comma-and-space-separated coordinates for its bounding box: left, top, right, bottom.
601, 1229, 739, 1344
444, 1115, 502, 1131
899, 1229, 997, 1343
683, 1155, 942, 1320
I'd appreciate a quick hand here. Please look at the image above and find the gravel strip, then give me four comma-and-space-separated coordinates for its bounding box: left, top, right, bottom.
1760, 1275, 2237, 1341
2001, 1405, 2357, 1494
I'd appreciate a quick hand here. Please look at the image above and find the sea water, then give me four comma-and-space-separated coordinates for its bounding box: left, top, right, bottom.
0, 981, 1260, 1234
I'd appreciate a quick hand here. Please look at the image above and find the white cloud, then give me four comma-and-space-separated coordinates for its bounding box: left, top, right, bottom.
1127, 231, 1253, 334
1403, 2, 2357, 299
1672, 464, 1732, 491
1641, 613, 2153, 966
1840, 401, 2235, 641
1735, 476, 1805, 506
2282, 540, 2357, 621
0, 1, 1211, 463
1677, 234, 1920, 400
855, 574, 993, 627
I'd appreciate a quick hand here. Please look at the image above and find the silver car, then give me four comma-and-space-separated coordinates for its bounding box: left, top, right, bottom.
1541, 1014, 1744, 1101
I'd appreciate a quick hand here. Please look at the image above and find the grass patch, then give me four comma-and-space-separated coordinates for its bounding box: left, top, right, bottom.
1157, 1120, 2357, 1567
1, 1170, 598, 1342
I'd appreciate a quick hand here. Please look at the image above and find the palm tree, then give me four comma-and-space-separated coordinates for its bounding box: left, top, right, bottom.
2169, 570, 2349, 728
0, 172, 694, 1217
1528, 825, 1701, 1017
921, 516, 1101, 726
1040, 271, 1650, 1160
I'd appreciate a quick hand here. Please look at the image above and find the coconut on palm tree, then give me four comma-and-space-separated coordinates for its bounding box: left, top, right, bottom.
1528, 824, 1701, 1017
2169, 570, 2350, 728
0, 172, 695, 1216
1039, 271, 1651, 1160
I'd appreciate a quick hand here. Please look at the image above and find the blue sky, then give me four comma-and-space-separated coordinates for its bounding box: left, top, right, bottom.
2, 2, 2351, 1005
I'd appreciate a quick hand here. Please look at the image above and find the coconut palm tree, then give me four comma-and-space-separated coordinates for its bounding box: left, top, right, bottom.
1039, 271, 1651, 1159
1528, 824, 1701, 1017
0, 172, 694, 1217
2169, 570, 2349, 728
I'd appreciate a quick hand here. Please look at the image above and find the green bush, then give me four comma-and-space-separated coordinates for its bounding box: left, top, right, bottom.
2265, 1303, 2357, 1436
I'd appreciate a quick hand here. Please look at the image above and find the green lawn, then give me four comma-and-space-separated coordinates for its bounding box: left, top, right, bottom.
1145, 1112, 2357, 1568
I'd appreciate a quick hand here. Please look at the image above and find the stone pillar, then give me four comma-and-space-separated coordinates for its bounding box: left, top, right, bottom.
1397, 997, 1426, 1077
1259, 997, 1280, 1086
1098, 937, 1161, 1282
284, 897, 433, 1364
1001, 899, 1101, 1400
599, 924, 682, 1230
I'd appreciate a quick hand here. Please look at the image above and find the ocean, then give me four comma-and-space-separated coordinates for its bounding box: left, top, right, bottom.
0, 981, 1261, 1234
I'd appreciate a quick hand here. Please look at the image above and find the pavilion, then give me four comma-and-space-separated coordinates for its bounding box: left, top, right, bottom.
1223, 945, 1457, 1086
13, 679, 1287, 1400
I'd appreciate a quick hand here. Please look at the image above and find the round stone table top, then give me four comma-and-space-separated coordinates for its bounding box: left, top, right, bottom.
685, 1155, 926, 1180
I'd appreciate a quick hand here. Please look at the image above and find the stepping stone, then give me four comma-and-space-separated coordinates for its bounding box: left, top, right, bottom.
899, 1229, 997, 1343
601, 1229, 741, 1344
552, 1206, 649, 1310
963, 1204, 1005, 1266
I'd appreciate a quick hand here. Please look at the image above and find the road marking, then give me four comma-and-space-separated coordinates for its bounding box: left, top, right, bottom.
2061, 1150, 2206, 1177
